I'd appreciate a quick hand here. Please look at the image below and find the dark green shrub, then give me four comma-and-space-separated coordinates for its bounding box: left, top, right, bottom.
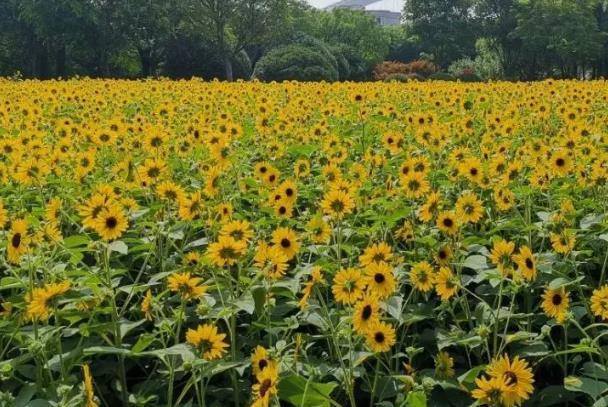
253, 44, 339, 82
458, 72, 483, 82
428, 72, 456, 81
383, 73, 408, 82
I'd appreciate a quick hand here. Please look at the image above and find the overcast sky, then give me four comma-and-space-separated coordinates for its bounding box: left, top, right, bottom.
305, 0, 403, 12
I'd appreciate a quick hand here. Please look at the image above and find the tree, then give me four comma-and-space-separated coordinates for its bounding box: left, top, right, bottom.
187, 0, 290, 80
403, 0, 477, 68
311, 8, 390, 77
511, 0, 605, 79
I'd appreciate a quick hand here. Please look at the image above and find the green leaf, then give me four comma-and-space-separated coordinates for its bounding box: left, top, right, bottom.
564, 376, 608, 400
405, 390, 427, 407
462, 255, 488, 271
278, 374, 337, 407
109, 240, 129, 255
63, 235, 90, 248
458, 365, 486, 384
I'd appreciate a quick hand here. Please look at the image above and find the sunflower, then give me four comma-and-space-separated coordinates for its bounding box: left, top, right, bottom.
92, 205, 128, 241
185, 324, 229, 360
79, 193, 112, 229
298, 266, 324, 309
273, 198, 294, 218
486, 354, 535, 406
436, 211, 459, 236
550, 151, 572, 177
352, 294, 380, 333
178, 192, 204, 221
591, 285, 608, 320
271, 227, 300, 260
471, 376, 509, 406
320, 189, 355, 219
254, 242, 289, 280
455, 191, 484, 223
294, 159, 310, 178
207, 236, 247, 267
251, 345, 273, 378
167, 272, 207, 300
494, 188, 515, 212
306, 215, 332, 244
410, 261, 435, 293
332, 268, 364, 305
550, 230, 576, 254
418, 191, 441, 222
0, 199, 7, 228
141, 289, 153, 320
512, 246, 537, 281
82, 364, 99, 407
137, 158, 167, 186
156, 181, 186, 203
359, 242, 393, 267
436, 244, 452, 265
364, 261, 396, 299
7, 218, 30, 264
400, 172, 430, 199
250, 363, 279, 407
26, 281, 71, 321
365, 321, 396, 353
434, 351, 455, 379
219, 219, 254, 243
541, 286, 569, 323
435, 267, 458, 301
489, 239, 515, 277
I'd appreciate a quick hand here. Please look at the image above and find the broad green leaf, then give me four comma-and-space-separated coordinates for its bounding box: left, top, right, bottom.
278, 374, 337, 407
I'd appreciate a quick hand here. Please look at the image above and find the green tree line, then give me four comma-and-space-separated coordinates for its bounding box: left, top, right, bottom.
2, 0, 608, 81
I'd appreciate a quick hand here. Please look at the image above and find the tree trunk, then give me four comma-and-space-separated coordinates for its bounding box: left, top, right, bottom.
224, 55, 233, 81
139, 48, 152, 77
56, 43, 66, 78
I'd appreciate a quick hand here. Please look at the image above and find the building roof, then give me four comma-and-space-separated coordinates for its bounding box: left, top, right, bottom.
324, 0, 403, 12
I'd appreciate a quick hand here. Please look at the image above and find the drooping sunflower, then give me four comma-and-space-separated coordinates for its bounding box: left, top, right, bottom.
512, 246, 537, 281
185, 324, 229, 360
254, 242, 289, 280
435, 266, 458, 301
306, 215, 332, 244
219, 219, 254, 243
207, 236, 247, 267
26, 281, 71, 321
410, 261, 436, 293
436, 244, 452, 266
434, 351, 455, 379
471, 376, 509, 406
541, 286, 569, 323
364, 261, 396, 299
352, 294, 380, 333
550, 230, 576, 254
141, 289, 153, 321
486, 354, 535, 406
455, 191, 484, 224
92, 205, 128, 241
167, 272, 207, 300
271, 227, 300, 260
591, 285, 608, 321
0, 199, 7, 228
320, 189, 355, 219
359, 242, 393, 266
489, 239, 515, 277
365, 321, 396, 353
298, 266, 324, 309
332, 268, 364, 305
418, 191, 441, 223
7, 218, 30, 264
82, 364, 99, 407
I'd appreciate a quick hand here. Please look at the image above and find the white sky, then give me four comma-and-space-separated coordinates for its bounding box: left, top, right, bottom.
305, 0, 404, 12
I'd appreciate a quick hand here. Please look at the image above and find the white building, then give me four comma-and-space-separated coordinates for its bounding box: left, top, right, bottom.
324, 0, 403, 26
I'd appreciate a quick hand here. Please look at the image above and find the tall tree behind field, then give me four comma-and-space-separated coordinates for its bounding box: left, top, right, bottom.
403, 0, 477, 68
186, 0, 291, 80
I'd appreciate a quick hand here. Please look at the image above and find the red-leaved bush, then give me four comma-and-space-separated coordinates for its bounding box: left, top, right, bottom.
373, 60, 438, 80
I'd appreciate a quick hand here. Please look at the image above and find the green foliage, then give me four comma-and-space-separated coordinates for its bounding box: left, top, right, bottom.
427, 72, 457, 81
253, 43, 339, 82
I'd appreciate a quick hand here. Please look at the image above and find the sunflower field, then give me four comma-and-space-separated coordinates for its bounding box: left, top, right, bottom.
0, 79, 607, 407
